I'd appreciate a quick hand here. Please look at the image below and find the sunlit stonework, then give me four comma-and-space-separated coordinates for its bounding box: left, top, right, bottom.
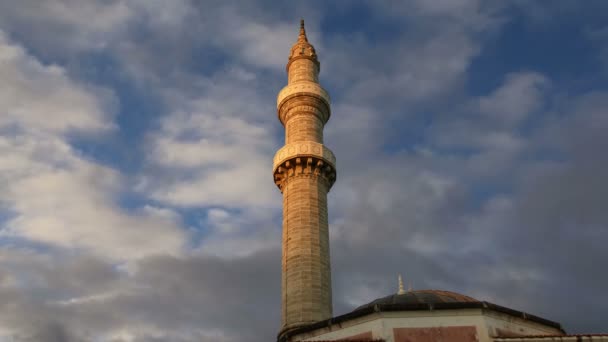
274, 19, 335, 337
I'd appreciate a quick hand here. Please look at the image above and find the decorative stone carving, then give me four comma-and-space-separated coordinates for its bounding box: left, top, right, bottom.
277, 81, 330, 110
279, 97, 330, 125
273, 141, 336, 172
286, 19, 319, 71
273, 156, 337, 192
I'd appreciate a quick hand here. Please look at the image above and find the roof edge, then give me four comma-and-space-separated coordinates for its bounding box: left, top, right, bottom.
278, 301, 564, 342
496, 334, 608, 339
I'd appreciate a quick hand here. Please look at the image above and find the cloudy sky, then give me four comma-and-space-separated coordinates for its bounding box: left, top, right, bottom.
0, 0, 607, 341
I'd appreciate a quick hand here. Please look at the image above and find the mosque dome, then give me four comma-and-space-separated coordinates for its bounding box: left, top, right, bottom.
356, 289, 479, 310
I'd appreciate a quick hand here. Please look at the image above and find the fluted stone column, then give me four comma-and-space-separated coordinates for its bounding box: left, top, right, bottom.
273, 20, 336, 337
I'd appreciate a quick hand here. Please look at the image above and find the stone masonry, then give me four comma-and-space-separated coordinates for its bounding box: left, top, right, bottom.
273, 20, 337, 338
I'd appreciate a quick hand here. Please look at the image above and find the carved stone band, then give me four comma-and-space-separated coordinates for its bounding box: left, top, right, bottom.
277, 81, 330, 109
273, 156, 337, 192
273, 141, 336, 172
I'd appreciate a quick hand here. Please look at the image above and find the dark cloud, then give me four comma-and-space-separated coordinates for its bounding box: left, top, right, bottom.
0, 249, 281, 341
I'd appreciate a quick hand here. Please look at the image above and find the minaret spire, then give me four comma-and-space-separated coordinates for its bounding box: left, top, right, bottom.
275, 20, 336, 339
287, 19, 318, 72
299, 18, 308, 42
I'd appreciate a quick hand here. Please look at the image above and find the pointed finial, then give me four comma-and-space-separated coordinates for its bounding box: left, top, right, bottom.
298, 18, 308, 42
286, 18, 318, 69
398, 274, 406, 295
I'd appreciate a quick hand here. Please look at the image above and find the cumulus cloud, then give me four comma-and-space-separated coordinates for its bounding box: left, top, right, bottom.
0, 1, 606, 341
0, 32, 111, 134
0, 0, 132, 54
478, 72, 549, 127
141, 82, 278, 209
0, 31, 187, 260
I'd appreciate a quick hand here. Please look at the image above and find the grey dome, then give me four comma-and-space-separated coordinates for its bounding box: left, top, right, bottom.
356, 289, 479, 310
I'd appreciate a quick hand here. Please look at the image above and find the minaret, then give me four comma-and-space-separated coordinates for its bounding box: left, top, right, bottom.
273, 20, 337, 336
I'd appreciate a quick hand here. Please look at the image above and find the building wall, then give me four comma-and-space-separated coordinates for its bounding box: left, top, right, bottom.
374, 311, 488, 342
294, 312, 381, 341
394, 326, 478, 342
482, 310, 563, 338
293, 309, 564, 342
296, 310, 487, 342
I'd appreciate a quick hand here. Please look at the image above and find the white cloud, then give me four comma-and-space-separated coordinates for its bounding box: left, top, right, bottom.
0, 31, 187, 260
140, 63, 280, 209
227, 20, 303, 70
143, 106, 277, 208
478, 72, 549, 127
3, 156, 186, 260
0, 0, 132, 52
194, 207, 280, 258
0, 32, 112, 134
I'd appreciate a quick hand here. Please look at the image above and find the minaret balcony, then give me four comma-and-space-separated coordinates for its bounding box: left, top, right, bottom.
277, 81, 331, 125
272, 142, 337, 192
273, 141, 335, 172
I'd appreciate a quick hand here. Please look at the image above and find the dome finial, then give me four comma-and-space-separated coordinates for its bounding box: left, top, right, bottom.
398, 274, 406, 295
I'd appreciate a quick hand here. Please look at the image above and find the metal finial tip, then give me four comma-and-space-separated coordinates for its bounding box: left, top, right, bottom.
398, 274, 406, 295
300, 18, 305, 29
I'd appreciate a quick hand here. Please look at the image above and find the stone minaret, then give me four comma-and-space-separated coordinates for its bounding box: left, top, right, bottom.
273, 20, 336, 336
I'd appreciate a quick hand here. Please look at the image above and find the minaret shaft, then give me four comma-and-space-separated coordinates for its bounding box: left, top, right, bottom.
274, 21, 336, 335
281, 171, 331, 327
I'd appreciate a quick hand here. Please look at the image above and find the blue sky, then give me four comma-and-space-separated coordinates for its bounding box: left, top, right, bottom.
0, 1, 607, 341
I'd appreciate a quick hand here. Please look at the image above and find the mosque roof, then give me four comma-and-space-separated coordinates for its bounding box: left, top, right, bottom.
278, 288, 565, 342
355, 289, 479, 310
